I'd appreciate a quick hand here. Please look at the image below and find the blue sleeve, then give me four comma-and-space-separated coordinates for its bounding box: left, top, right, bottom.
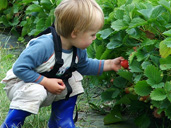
77, 49, 104, 75
13, 35, 54, 83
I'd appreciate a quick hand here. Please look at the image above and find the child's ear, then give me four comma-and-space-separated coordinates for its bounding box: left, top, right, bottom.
71, 30, 78, 38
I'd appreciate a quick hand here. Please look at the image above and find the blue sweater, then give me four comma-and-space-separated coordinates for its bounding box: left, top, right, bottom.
13, 34, 104, 84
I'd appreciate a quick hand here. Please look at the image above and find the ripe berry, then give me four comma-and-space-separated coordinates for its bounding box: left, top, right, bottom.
125, 88, 130, 94
121, 60, 129, 69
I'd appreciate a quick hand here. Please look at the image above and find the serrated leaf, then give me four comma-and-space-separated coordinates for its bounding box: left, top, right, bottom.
114, 9, 124, 19
134, 74, 142, 83
134, 114, 150, 128
117, 69, 133, 82
129, 60, 143, 73
147, 80, 164, 88
101, 88, 120, 101
138, 9, 152, 19
166, 93, 171, 102
141, 61, 152, 70
141, 38, 156, 47
164, 81, 171, 92
129, 17, 147, 29
144, 65, 163, 84
160, 56, 171, 70
104, 106, 123, 125
26, 4, 43, 13
150, 88, 166, 101
165, 105, 171, 120
99, 28, 113, 39
113, 77, 128, 88
150, 5, 166, 19
158, 0, 171, 13
159, 40, 171, 58
136, 50, 146, 62
134, 80, 152, 96
111, 19, 128, 31
163, 29, 171, 36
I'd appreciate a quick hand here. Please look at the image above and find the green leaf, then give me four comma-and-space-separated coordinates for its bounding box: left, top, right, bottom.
128, 17, 147, 29
141, 61, 152, 70
150, 88, 166, 101
159, 40, 171, 58
104, 106, 123, 125
150, 5, 166, 19
129, 60, 143, 73
26, 4, 44, 13
134, 80, 152, 96
100, 49, 113, 59
141, 38, 156, 47
117, 69, 133, 82
99, 28, 113, 39
164, 81, 171, 92
165, 105, 171, 120
113, 77, 128, 88
111, 19, 128, 31
134, 114, 150, 128
138, 9, 152, 19
160, 56, 171, 70
0, 0, 8, 10
158, 0, 171, 13
101, 88, 120, 101
22, 0, 36, 4
96, 45, 106, 59
136, 50, 146, 62
114, 8, 124, 19
163, 29, 171, 36
106, 39, 122, 49
144, 65, 163, 85
134, 74, 142, 83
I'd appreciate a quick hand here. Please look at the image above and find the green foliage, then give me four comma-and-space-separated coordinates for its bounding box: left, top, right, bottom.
88, 0, 171, 127
0, 0, 58, 37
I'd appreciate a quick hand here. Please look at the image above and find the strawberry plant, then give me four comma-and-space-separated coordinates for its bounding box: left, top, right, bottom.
0, 0, 61, 37
87, 0, 171, 127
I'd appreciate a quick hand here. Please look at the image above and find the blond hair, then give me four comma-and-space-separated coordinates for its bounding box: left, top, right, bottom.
54, 0, 104, 38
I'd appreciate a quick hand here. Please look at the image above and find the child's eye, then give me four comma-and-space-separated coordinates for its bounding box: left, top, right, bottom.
91, 34, 96, 37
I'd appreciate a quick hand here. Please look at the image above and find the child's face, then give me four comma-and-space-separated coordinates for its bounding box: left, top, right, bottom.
71, 29, 98, 49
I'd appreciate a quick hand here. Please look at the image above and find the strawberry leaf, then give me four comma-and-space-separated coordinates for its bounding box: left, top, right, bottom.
159, 40, 171, 58
144, 65, 163, 86
111, 19, 128, 31
134, 80, 152, 96
150, 88, 166, 101
160, 56, 171, 70
101, 88, 120, 101
129, 60, 143, 73
99, 28, 113, 39
104, 106, 123, 125
117, 69, 133, 82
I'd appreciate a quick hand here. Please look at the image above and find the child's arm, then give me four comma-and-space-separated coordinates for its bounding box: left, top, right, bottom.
103, 57, 124, 72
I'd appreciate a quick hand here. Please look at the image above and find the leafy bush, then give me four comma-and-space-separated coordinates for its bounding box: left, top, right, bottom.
0, 0, 62, 37
87, 0, 171, 127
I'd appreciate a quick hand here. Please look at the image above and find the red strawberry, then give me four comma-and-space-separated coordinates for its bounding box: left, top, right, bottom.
121, 60, 129, 69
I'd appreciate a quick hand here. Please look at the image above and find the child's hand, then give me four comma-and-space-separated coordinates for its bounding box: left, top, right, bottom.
111, 57, 124, 71
40, 77, 66, 94
104, 57, 124, 72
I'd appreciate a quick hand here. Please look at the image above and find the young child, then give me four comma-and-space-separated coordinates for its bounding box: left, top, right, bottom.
1, 0, 124, 127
